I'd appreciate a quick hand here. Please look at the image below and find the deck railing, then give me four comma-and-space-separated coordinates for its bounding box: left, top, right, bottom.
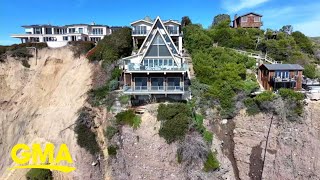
124, 85, 184, 92
127, 63, 188, 71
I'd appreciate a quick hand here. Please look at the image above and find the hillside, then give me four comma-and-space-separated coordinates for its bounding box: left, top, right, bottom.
0, 48, 104, 179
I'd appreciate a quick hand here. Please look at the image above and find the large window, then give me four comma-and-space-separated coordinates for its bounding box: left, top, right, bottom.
135, 77, 148, 90
142, 58, 177, 70
167, 77, 181, 90
241, 16, 247, 22
254, 16, 261, 22
145, 33, 171, 57
275, 71, 289, 78
151, 78, 164, 90
79, 28, 83, 33
45, 28, 52, 34
133, 26, 147, 34
69, 28, 76, 33
92, 28, 103, 35
165, 26, 178, 34
63, 36, 68, 41
34, 28, 42, 34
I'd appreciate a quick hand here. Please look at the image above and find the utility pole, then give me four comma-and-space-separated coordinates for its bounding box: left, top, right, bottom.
26, 47, 37, 65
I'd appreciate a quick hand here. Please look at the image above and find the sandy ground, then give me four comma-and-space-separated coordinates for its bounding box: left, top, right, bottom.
0, 48, 103, 179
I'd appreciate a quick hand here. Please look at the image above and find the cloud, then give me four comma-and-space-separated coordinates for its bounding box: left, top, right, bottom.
222, 0, 271, 13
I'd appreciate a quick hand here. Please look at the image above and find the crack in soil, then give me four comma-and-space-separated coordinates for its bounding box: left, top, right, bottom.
212, 119, 240, 180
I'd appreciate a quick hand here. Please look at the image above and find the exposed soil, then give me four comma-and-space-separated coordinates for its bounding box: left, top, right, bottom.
0, 48, 104, 180
211, 118, 240, 180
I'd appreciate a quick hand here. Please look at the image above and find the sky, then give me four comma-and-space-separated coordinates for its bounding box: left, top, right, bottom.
0, 0, 320, 45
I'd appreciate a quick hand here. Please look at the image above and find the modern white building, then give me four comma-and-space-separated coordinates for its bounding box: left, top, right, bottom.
11, 23, 112, 43
121, 16, 190, 102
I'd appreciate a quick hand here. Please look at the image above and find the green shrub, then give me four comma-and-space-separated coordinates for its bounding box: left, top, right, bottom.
89, 84, 109, 104
119, 95, 130, 105
115, 110, 141, 129
69, 41, 95, 58
74, 123, 100, 155
194, 113, 205, 133
159, 113, 190, 144
244, 98, 260, 115
26, 168, 53, 180
203, 151, 220, 172
255, 91, 275, 104
111, 68, 122, 79
105, 126, 118, 140
11, 48, 33, 58
107, 145, 117, 156
132, 116, 142, 129
157, 103, 192, 121
279, 88, 304, 101
108, 79, 119, 91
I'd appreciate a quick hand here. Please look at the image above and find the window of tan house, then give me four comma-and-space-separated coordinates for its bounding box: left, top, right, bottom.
241, 16, 247, 22
254, 16, 261, 22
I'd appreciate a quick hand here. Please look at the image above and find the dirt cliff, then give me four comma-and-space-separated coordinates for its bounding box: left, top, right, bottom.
0, 48, 103, 180
232, 102, 320, 180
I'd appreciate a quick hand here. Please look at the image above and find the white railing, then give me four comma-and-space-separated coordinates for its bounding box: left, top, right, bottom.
124, 85, 184, 92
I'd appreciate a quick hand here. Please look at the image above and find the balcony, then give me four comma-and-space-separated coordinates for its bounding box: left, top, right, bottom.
127, 63, 188, 72
167, 30, 179, 35
132, 30, 149, 35
272, 76, 297, 82
123, 85, 185, 94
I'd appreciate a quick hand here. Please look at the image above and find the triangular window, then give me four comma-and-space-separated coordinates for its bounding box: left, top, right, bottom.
145, 32, 171, 57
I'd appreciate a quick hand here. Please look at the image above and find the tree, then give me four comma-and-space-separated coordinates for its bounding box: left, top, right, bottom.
212, 14, 231, 27
292, 31, 314, 54
181, 16, 192, 28
303, 63, 317, 79
280, 25, 293, 35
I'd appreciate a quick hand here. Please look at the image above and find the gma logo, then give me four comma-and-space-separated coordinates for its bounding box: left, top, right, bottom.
9, 143, 76, 173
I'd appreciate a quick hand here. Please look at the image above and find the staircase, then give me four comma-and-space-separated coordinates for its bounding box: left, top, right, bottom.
232, 49, 282, 65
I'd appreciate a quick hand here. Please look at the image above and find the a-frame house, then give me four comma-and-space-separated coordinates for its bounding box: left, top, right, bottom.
121, 16, 190, 102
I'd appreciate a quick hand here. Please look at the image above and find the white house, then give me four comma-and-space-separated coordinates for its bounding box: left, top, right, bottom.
121, 16, 190, 102
11, 23, 112, 44
131, 16, 183, 53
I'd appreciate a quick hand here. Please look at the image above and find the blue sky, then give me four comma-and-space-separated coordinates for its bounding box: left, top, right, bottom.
1, 0, 320, 45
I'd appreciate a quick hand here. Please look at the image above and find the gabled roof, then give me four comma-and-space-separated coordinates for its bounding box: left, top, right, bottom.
260, 64, 304, 71
137, 16, 179, 55
237, 12, 263, 18
130, 19, 153, 25
163, 20, 181, 25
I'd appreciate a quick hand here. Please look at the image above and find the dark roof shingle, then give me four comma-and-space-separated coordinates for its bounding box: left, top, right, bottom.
261, 64, 304, 71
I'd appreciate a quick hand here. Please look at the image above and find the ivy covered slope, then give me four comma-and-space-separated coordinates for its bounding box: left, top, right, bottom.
183, 17, 318, 118
184, 23, 258, 118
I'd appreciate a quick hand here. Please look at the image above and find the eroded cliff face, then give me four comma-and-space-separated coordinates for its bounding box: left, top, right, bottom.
0, 48, 103, 180
233, 102, 320, 180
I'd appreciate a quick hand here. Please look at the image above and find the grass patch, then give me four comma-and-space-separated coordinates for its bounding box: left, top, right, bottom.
203, 130, 213, 143
203, 151, 220, 172
26, 168, 53, 180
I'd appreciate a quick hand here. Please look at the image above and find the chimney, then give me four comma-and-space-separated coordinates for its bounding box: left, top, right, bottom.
233, 14, 238, 28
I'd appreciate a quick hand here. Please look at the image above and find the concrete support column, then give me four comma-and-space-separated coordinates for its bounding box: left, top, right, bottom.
42, 27, 45, 34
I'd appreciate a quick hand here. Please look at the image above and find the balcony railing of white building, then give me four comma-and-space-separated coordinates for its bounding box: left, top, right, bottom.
132, 30, 149, 35
123, 85, 185, 93
127, 63, 188, 72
